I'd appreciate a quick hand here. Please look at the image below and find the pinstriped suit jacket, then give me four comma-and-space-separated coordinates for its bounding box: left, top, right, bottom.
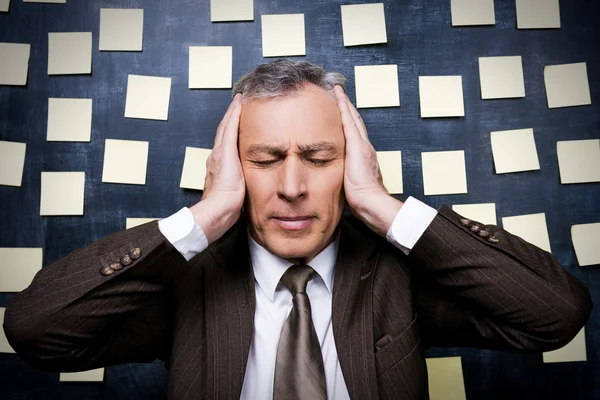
3, 205, 593, 399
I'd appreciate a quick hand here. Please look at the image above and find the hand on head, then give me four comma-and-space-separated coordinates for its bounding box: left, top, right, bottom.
189, 93, 247, 244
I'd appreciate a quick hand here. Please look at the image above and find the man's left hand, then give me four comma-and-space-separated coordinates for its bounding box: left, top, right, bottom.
333, 85, 403, 237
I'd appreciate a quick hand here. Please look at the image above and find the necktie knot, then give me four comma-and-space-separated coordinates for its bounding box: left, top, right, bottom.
280, 264, 316, 297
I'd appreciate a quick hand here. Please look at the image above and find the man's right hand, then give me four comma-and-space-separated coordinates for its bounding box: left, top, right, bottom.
189, 94, 246, 245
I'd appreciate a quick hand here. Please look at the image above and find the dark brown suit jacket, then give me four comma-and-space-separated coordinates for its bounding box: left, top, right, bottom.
3, 205, 593, 399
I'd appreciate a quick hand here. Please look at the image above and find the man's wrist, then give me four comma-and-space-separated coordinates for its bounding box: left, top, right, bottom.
189, 198, 240, 245
354, 193, 404, 237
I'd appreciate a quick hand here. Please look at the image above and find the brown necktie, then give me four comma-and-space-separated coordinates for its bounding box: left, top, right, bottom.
273, 264, 327, 400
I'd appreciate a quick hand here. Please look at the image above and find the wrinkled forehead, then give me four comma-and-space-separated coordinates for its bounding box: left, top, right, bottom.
239, 84, 344, 148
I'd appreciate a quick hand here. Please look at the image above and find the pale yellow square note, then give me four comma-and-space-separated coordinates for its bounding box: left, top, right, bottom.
452, 203, 497, 225
40, 171, 85, 216
125, 74, 172, 120
502, 213, 551, 253
426, 357, 467, 400
571, 223, 600, 267
261, 14, 305, 57
47, 98, 93, 142
102, 139, 149, 185
419, 76, 464, 118
48, 32, 92, 75
60, 368, 105, 382
376, 151, 403, 194
355, 65, 400, 108
189, 46, 233, 89
490, 128, 540, 174
543, 327, 587, 363
0, 248, 43, 292
341, 3, 387, 47
0, 140, 26, 187
557, 139, 600, 184
421, 151, 468, 195
180, 147, 212, 190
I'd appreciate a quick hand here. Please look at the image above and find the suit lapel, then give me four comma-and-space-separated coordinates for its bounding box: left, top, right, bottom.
333, 217, 380, 400
206, 219, 256, 399
203, 215, 379, 400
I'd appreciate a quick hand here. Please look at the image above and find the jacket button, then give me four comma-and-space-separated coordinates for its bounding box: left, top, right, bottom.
478, 230, 490, 238
470, 225, 480, 232
488, 236, 500, 243
109, 262, 123, 271
129, 247, 142, 260
121, 254, 133, 266
460, 218, 471, 226
100, 265, 115, 276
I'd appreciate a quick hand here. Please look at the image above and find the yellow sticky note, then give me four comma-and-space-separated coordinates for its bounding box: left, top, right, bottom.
211, 0, 254, 22
0, 0, 10, 14
376, 151, 403, 194
180, 147, 212, 190
421, 151, 468, 196
99, 8, 144, 51
102, 139, 149, 185
479, 56, 525, 99
60, 368, 105, 382
571, 223, 600, 267
261, 14, 305, 57
40, 172, 85, 216
126, 218, 159, 229
502, 213, 551, 253
0, 308, 15, 353
0, 248, 43, 292
490, 128, 540, 174
516, 0, 560, 29
419, 76, 465, 118
451, 0, 495, 26
426, 357, 467, 400
452, 203, 497, 225
557, 139, 600, 184
47, 98, 93, 142
0, 140, 26, 187
544, 63, 591, 109
48, 32, 92, 75
355, 65, 400, 108
341, 3, 387, 46
189, 46, 233, 89
543, 327, 587, 363
125, 74, 172, 121
0, 42, 31, 85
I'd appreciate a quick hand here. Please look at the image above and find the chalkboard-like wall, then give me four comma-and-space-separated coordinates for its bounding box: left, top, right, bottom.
1, 0, 598, 398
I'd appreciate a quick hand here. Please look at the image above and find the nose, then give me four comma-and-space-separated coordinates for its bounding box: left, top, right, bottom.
277, 156, 308, 201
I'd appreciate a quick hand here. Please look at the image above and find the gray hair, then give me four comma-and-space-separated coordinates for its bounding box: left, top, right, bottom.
232, 59, 346, 100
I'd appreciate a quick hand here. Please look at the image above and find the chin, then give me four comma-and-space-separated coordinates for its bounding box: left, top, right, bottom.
264, 233, 319, 261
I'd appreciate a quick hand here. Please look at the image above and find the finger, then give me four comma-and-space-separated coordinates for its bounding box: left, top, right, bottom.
333, 86, 362, 144
221, 94, 243, 150
214, 94, 241, 148
345, 95, 369, 141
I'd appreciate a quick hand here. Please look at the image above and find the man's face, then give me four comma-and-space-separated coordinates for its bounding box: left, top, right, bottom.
239, 83, 345, 263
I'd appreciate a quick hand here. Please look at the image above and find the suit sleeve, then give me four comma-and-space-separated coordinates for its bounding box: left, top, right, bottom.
408, 205, 593, 353
2, 220, 189, 372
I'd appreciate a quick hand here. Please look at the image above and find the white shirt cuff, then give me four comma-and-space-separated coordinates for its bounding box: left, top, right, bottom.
158, 207, 209, 262
386, 196, 438, 255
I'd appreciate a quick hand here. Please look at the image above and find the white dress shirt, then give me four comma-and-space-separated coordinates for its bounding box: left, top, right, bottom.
158, 196, 437, 399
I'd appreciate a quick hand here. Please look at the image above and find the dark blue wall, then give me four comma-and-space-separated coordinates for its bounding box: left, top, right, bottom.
1, 0, 598, 399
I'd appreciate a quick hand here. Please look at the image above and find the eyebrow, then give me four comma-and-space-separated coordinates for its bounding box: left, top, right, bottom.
246, 141, 339, 158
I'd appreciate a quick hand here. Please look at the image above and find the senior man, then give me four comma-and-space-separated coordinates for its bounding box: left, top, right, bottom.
3, 59, 593, 400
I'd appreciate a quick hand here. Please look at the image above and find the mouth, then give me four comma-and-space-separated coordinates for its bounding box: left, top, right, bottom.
272, 216, 315, 231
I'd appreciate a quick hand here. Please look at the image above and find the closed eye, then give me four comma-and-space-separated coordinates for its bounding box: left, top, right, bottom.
308, 159, 331, 166
252, 159, 280, 167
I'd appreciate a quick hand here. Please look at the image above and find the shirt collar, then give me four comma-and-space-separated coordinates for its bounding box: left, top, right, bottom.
248, 228, 340, 301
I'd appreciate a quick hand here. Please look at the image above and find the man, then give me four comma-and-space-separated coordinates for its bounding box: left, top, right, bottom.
3, 59, 593, 400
